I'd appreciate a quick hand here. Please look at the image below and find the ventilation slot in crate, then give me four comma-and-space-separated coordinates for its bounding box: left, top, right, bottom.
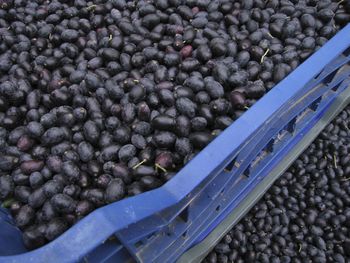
265, 138, 275, 153
323, 68, 339, 85
178, 207, 189, 223
313, 69, 323, 80
243, 164, 251, 177
309, 97, 322, 111
286, 117, 297, 133
343, 46, 350, 57
224, 157, 238, 172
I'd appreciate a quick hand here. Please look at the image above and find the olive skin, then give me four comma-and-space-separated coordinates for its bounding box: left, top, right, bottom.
104, 178, 126, 203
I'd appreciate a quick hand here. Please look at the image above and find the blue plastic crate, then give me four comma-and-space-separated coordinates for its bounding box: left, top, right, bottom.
1, 24, 350, 263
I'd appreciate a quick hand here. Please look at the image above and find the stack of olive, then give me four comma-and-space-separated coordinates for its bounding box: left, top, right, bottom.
205, 107, 350, 263
0, 0, 349, 249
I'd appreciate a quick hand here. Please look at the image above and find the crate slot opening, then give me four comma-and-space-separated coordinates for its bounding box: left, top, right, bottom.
224, 157, 237, 172
182, 231, 188, 238
251, 149, 269, 169
313, 69, 323, 80
216, 205, 221, 212
323, 68, 339, 85
309, 97, 322, 111
286, 117, 297, 133
343, 46, 350, 57
331, 81, 342, 91
178, 207, 189, 223
147, 233, 155, 240
243, 165, 251, 177
266, 138, 275, 152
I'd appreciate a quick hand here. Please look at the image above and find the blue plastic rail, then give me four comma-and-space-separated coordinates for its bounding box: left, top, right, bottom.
1, 24, 350, 263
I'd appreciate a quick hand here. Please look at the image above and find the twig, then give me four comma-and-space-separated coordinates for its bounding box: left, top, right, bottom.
341, 177, 350, 181
132, 159, 147, 170
345, 123, 350, 131
298, 243, 302, 252
267, 32, 274, 39
260, 49, 270, 64
155, 163, 167, 173
334, 154, 338, 168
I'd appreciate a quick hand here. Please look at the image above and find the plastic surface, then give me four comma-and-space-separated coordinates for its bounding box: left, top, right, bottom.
178, 82, 350, 263
1, 24, 350, 263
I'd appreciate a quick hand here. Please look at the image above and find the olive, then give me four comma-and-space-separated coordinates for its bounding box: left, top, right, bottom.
20, 160, 44, 174
152, 114, 176, 131
118, 144, 137, 163
105, 178, 126, 203
50, 194, 76, 213
153, 132, 177, 149
15, 205, 35, 228
176, 97, 197, 118
45, 218, 68, 241
0, 175, 14, 199
77, 141, 94, 162
189, 132, 213, 149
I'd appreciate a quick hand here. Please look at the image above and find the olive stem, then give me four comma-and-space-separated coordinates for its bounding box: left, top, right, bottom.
260, 48, 270, 64
155, 163, 167, 173
267, 32, 274, 39
334, 154, 338, 168
132, 159, 147, 170
341, 177, 350, 181
344, 122, 350, 131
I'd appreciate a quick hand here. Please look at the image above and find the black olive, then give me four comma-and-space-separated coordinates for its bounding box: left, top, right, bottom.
62, 161, 80, 182
0, 175, 14, 199
190, 132, 213, 149
45, 218, 68, 241
28, 188, 46, 208
118, 144, 137, 163
83, 121, 100, 144
152, 114, 176, 131
15, 205, 35, 228
205, 80, 225, 99
100, 145, 120, 161
153, 131, 177, 149
176, 115, 191, 137
20, 160, 44, 174
176, 97, 197, 118
51, 193, 76, 213
104, 178, 126, 203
